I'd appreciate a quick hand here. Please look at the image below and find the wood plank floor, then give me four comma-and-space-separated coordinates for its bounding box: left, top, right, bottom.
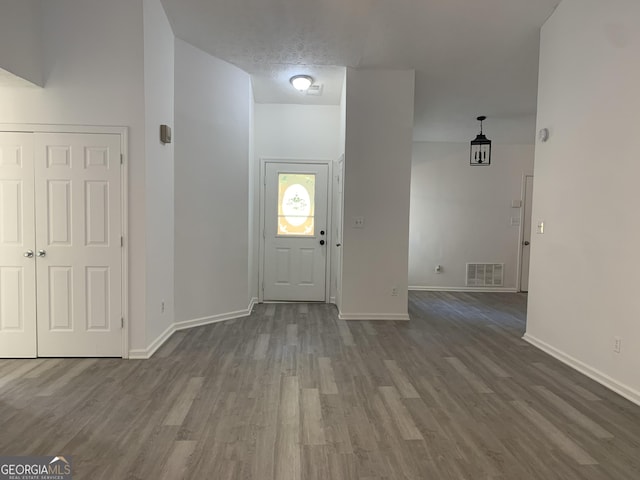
1, 291, 639, 479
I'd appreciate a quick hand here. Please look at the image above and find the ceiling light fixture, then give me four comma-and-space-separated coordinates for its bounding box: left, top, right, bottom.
290, 75, 313, 92
470, 116, 492, 166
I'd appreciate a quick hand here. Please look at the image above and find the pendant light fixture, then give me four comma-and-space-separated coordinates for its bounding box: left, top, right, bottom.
470, 116, 492, 166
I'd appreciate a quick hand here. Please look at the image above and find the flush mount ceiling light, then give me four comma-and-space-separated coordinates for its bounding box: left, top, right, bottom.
470, 115, 492, 166
290, 75, 313, 92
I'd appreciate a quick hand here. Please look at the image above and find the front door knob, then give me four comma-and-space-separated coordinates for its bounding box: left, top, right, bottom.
37, 249, 47, 257
523, 241, 530, 246
24, 250, 34, 258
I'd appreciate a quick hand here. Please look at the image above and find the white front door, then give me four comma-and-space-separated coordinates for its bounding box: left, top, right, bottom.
34, 133, 123, 356
0, 133, 37, 357
263, 162, 329, 301
520, 175, 534, 292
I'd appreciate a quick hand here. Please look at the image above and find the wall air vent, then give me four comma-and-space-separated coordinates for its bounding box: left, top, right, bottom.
466, 263, 504, 287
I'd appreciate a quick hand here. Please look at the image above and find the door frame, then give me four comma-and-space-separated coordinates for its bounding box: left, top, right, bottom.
516, 174, 534, 293
333, 155, 345, 309
0, 124, 129, 358
258, 158, 333, 304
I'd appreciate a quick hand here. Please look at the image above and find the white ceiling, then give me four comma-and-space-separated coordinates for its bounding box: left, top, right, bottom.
161, 0, 561, 142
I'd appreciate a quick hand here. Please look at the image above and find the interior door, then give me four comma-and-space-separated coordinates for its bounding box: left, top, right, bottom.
0, 133, 37, 357
520, 175, 534, 292
263, 162, 329, 301
34, 133, 123, 356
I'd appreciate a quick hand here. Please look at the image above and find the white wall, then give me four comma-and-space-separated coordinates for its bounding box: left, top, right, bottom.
254, 104, 341, 160
0, 0, 148, 351
338, 71, 347, 157
248, 88, 258, 301
340, 68, 415, 320
526, 0, 640, 404
143, 0, 175, 345
410, 142, 534, 290
414, 114, 537, 145
174, 38, 252, 324
0, 0, 43, 86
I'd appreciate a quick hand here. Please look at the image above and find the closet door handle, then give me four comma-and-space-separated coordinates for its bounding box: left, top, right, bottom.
37, 249, 47, 257
24, 250, 34, 258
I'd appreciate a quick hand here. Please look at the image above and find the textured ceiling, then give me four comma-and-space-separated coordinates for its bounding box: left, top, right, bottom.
161, 0, 561, 142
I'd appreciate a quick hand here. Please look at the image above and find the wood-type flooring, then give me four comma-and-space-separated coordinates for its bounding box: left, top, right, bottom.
0, 291, 638, 479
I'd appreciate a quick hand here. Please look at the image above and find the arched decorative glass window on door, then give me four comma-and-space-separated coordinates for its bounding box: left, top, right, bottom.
277, 173, 315, 236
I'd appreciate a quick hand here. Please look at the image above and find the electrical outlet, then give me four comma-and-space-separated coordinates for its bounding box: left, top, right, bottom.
161, 301, 165, 313
614, 337, 621, 354
391, 287, 399, 297
352, 216, 365, 229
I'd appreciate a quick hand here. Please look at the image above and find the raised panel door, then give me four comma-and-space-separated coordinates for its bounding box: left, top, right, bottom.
0, 133, 37, 357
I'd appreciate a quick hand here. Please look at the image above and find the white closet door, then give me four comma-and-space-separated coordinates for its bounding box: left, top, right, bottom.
34, 133, 123, 357
0, 133, 37, 358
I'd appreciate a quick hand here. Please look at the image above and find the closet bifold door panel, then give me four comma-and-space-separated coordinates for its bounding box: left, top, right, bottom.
0, 133, 38, 358
0, 131, 123, 358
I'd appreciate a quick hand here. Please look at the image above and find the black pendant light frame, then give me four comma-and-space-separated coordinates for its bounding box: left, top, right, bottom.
470, 116, 492, 166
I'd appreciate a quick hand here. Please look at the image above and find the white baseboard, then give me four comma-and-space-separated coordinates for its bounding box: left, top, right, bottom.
338, 312, 410, 321
523, 333, 640, 407
129, 298, 257, 359
128, 322, 175, 360
128, 349, 154, 360
409, 286, 518, 293
174, 299, 257, 331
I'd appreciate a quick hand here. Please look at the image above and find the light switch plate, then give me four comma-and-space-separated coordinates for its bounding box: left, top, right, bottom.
537, 221, 544, 234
